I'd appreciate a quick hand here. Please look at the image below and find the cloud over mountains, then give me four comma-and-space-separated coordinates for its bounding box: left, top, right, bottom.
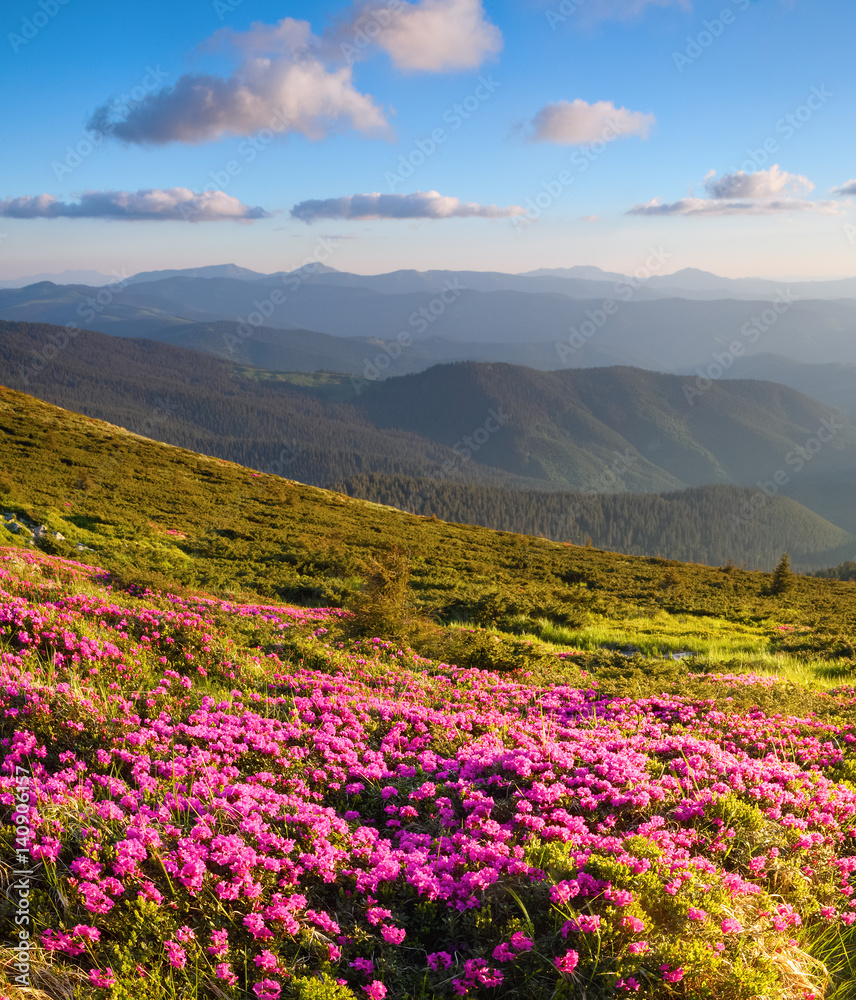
291, 190, 525, 222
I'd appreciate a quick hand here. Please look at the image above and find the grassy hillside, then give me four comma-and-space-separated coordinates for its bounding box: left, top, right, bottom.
2, 386, 856, 659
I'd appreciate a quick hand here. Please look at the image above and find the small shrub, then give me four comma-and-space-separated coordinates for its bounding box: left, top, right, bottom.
440, 628, 546, 673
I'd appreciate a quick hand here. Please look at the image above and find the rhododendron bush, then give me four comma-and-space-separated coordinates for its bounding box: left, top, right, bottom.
1, 547, 855, 999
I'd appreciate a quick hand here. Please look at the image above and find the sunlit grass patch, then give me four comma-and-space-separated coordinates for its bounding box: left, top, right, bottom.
532, 611, 770, 658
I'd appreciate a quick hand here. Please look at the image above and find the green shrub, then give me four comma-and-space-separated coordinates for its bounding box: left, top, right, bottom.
289, 973, 358, 999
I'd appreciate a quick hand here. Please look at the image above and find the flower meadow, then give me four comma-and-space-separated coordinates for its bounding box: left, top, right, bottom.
2, 547, 856, 999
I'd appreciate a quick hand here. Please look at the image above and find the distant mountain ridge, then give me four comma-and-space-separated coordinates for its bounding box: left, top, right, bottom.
3, 277, 856, 371
121, 262, 856, 301
0, 269, 117, 289
126, 263, 270, 284
5, 261, 856, 300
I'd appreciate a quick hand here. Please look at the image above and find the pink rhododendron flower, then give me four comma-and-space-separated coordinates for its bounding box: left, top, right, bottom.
510, 932, 533, 951
207, 929, 229, 956
164, 941, 187, 969
216, 963, 238, 985
254, 979, 282, 1000
563, 914, 601, 935
555, 949, 579, 974
604, 888, 634, 907
88, 967, 117, 988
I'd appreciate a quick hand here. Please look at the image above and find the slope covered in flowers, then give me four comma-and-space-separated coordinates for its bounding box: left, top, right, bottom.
2, 547, 856, 999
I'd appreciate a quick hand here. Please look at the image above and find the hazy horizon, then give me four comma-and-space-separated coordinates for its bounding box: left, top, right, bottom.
3, 262, 856, 287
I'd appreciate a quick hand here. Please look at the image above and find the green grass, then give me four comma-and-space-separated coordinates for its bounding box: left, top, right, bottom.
533, 612, 768, 658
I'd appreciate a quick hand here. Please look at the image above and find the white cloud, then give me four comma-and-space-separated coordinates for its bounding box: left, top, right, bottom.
832, 178, 856, 196
92, 60, 390, 145
529, 99, 655, 144
627, 196, 840, 217
93, 16, 391, 145
341, 0, 503, 72
580, 214, 600, 222
291, 190, 524, 222
704, 165, 813, 199
94, 2, 502, 146
205, 16, 317, 58
211, 2, 501, 72
628, 166, 841, 217
0, 189, 270, 221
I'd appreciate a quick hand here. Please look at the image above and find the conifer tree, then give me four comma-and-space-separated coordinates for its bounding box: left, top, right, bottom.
771, 552, 793, 595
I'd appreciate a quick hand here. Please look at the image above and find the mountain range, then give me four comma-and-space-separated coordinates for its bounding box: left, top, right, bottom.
5, 261, 856, 300
2, 268, 856, 380
3, 318, 856, 569
2, 261, 855, 571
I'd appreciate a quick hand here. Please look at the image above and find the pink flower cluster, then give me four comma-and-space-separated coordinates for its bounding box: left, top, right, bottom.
2, 546, 856, 996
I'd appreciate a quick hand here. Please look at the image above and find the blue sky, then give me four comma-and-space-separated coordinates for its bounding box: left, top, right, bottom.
0, 0, 853, 279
